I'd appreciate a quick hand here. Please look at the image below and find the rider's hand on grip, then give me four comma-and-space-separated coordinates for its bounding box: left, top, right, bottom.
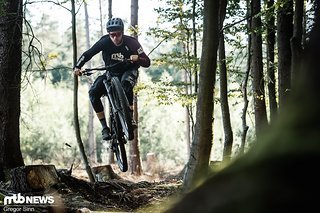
130, 55, 139, 62
73, 68, 83, 76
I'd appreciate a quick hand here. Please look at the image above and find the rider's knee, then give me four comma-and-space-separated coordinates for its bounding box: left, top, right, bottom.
89, 91, 104, 112
89, 88, 101, 106
88, 88, 96, 101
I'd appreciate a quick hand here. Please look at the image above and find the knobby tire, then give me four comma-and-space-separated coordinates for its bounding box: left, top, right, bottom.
111, 77, 134, 140
111, 114, 128, 172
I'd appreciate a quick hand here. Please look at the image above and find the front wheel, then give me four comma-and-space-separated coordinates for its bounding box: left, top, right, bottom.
111, 112, 128, 172
112, 136, 128, 172
111, 77, 134, 140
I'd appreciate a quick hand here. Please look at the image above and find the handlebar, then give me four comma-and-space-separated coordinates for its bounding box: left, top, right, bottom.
81, 59, 132, 76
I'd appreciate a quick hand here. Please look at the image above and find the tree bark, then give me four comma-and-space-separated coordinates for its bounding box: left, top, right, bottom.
219, 33, 233, 163
0, 0, 25, 181
265, 0, 278, 123
184, 71, 191, 156
92, 165, 122, 181
217, 0, 232, 162
129, 0, 142, 176
71, 0, 95, 183
84, 1, 97, 164
183, 0, 222, 191
251, 0, 268, 139
291, 0, 304, 87
240, 0, 251, 155
277, 0, 293, 110
98, 0, 104, 36
108, 0, 112, 19
192, 0, 198, 93
10, 165, 59, 192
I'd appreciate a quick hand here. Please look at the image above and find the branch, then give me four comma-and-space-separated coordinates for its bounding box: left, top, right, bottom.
24, 0, 71, 12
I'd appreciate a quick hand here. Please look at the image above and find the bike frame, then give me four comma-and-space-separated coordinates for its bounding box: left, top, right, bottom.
82, 60, 133, 172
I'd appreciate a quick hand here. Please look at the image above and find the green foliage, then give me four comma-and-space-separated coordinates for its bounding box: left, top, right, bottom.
20, 79, 88, 167
0, 0, 5, 16
139, 91, 188, 165
137, 71, 196, 107
147, 0, 202, 109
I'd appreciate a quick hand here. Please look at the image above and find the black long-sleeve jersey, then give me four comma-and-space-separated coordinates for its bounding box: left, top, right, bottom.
75, 35, 150, 72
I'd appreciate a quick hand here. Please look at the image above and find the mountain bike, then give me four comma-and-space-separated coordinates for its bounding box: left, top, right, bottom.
82, 60, 134, 172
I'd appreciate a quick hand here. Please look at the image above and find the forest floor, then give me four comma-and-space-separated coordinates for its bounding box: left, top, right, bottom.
59, 165, 183, 212
1, 164, 184, 213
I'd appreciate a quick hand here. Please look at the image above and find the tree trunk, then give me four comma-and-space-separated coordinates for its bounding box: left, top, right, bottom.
84, 1, 97, 164
192, 0, 198, 93
184, 71, 191, 156
108, 0, 112, 19
98, 0, 104, 36
0, 0, 25, 181
219, 33, 233, 163
277, 0, 293, 110
71, 0, 95, 183
96, 0, 104, 163
291, 0, 304, 87
92, 165, 122, 181
240, 0, 251, 155
265, 0, 278, 123
129, 0, 142, 176
251, 0, 268, 139
183, 0, 222, 191
10, 165, 59, 192
145, 153, 160, 176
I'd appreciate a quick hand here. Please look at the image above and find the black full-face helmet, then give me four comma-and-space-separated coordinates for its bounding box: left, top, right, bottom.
106, 17, 124, 32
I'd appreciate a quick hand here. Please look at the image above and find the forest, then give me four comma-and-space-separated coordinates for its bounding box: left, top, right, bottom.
0, 0, 320, 212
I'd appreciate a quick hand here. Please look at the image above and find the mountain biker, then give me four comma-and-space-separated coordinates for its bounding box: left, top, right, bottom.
73, 17, 151, 141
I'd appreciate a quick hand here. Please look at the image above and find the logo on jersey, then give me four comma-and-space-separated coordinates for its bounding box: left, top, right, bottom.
137, 47, 144, 54
111, 53, 124, 61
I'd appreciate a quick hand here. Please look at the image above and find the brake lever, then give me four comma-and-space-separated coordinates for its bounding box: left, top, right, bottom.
82, 69, 94, 76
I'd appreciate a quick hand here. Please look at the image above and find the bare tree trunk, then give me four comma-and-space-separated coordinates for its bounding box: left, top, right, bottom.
265, 0, 278, 123
0, 0, 25, 181
217, 0, 232, 162
240, 0, 251, 155
184, 71, 191, 156
84, 1, 97, 164
189, 0, 198, 153
184, 0, 222, 191
71, 0, 95, 183
98, 0, 104, 36
219, 33, 233, 163
129, 0, 142, 176
291, 0, 304, 87
108, 0, 112, 19
96, 0, 104, 163
192, 0, 198, 93
277, 0, 293, 110
251, 0, 268, 139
